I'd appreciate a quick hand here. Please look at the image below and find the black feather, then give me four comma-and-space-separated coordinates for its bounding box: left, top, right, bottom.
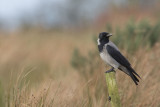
107, 45, 141, 85
119, 67, 140, 84
127, 66, 141, 79
133, 73, 139, 82
106, 45, 131, 67
128, 71, 138, 85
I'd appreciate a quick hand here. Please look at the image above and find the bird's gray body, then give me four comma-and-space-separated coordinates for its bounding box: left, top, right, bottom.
97, 32, 140, 85
98, 40, 130, 76
98, 40, 120, 69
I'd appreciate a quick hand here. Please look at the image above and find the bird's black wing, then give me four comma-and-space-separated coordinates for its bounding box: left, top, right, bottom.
106, 45, 131, 67
106, 45, 140, 85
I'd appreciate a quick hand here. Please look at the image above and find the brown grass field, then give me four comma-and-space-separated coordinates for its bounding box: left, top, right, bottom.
0, 30, 159, 107
0, 6, 160, 107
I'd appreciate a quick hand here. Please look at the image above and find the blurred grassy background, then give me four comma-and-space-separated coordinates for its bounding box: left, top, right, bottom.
0, 0, 160, 107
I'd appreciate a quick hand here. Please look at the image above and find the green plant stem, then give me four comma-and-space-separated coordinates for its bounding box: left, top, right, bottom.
105, 72, 121, 107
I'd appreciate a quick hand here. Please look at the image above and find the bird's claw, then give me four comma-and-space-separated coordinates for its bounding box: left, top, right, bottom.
105, 68, 115, 73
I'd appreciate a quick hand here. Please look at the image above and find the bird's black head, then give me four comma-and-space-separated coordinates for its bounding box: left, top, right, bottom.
99, 32, 112, 40
98, 32, 112, 45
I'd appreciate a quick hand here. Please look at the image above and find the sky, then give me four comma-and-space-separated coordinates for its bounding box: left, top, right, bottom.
0, 0, 124, 29
0, 0, 68, 18
0, 0, 39, 25
0, 0, 66, 28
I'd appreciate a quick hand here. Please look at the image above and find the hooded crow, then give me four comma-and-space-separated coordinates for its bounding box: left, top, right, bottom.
97, 32, 141, 85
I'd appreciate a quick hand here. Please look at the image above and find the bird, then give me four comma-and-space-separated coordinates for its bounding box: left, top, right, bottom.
97, 32, 141, 85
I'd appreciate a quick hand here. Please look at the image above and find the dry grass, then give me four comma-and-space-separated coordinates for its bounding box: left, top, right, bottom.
0, 30, 160, 107
117, 44, 160, 107
1, 6, 160, 106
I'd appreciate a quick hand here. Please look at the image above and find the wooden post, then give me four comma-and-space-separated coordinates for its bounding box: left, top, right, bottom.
105, 72, 122, 107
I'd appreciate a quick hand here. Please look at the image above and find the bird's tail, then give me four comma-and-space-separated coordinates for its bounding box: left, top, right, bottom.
127, 66, 141, 85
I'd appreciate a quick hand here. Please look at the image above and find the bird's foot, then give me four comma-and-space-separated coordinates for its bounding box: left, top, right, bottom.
105, 68, 115, 73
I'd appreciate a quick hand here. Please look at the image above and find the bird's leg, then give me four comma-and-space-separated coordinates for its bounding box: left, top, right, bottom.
105, 67, 115, 73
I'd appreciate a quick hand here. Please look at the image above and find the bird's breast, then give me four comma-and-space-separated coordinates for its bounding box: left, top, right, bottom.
100, 49, 120, 69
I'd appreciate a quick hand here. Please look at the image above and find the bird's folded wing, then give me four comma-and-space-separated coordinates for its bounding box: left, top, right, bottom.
106, 45, 131, 67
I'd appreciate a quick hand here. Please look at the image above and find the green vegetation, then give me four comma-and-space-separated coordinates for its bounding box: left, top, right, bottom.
108, 19, 160, 53
0, 19, 160, 107
71, 19, 160, 107
72, 19, 160, 71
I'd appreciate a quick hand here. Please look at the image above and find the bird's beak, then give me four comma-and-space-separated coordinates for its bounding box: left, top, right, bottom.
107, 33, 112, 37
